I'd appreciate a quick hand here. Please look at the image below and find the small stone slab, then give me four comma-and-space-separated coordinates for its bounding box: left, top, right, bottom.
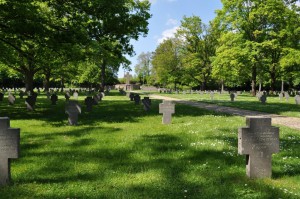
260, 92, 267, 104
85, 97, 94, 112
238, 117, 279, 178
230, 93, 235, 102
0, 117, 20, 186
73, 91, 78, 100
295, 95, 300, 105
25, 96, 36, 111
159, 100, 175, 124
8, 94, 15, 105
50, 94, 58, 105
142, 97, 151, 111
65, 100, 81, 125
284, 92, 290, 102
210, 92, 214, 100
129, 93, 135, 101
65, 92, 71, 101
134, 94, 141, 105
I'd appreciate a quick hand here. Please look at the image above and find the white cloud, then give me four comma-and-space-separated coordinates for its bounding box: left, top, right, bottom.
296, 1, 300, 6
157, 26, 179, 44
166, 18, 178, 26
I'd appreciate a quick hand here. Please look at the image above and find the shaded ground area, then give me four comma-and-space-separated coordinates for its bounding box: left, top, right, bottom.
150, 94, 300, 130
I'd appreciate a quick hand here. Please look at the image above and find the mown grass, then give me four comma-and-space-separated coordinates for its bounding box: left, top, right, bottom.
0, 91, 299, 198
151, 91, 300, 117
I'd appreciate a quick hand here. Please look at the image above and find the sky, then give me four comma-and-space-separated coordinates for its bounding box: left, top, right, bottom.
118, 0, 223, 78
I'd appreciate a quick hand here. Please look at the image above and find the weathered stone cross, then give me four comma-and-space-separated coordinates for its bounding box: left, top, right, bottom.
0, 117, 20, 186
238, 116, 279, 178
65, 100, 81, 125
159, 100, 175, 124
124, 72, 132, 85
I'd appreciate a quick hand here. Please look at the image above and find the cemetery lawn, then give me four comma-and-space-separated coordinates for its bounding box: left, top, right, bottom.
152, 92, 300, 118
0, 91, 300, 198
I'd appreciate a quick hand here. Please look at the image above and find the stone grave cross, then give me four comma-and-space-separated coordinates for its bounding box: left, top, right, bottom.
238, 116, 279, 178
124, 72, 132, 85
159, 100, 175, 124
0, 117, 20, 186
65, 100, 81, 125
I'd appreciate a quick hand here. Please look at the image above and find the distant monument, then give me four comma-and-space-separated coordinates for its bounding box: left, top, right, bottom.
124, 72, 132, 91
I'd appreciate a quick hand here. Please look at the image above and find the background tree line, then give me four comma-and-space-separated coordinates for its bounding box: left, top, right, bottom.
138, 0, 299, 94
0, 0, 151, 91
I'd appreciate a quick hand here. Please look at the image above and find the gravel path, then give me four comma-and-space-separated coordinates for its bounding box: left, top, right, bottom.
150, 94, 300, 130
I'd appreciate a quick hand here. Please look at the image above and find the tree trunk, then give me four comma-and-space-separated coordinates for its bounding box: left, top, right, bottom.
270, 67, 276, 92
43, 71, 51, 92
60, 77, 64, 92
258, 80, 262, 92
100, 61, 106, 92
281, 80, 284, 93
25, 70, 34, 92
251, 65, 257, 96
221, 80, 224, 93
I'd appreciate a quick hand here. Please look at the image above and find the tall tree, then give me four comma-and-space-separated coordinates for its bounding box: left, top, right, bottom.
134, 52, 152, 84
152, 38, 183, 89
214, 0, 300, 94
176, 16, 216, 90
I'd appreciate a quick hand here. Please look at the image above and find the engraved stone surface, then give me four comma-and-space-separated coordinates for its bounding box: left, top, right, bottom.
238, 117, 279, 178
65, 100, 81, 125
142, 97, 151, 111
159, 100, 175, 124
0, 117, 20, 186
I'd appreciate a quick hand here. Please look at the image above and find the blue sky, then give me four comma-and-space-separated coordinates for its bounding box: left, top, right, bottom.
118, 0, 223, 78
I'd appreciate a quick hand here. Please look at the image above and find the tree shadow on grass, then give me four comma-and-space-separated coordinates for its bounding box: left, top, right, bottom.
0, 94, 227, 127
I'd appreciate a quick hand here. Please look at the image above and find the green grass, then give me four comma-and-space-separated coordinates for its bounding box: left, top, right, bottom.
0, 91, 299, 198
150, 91, 300, 117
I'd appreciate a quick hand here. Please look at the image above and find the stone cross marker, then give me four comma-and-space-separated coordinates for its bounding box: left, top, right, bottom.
65, 92, 71, 101
210, 92, 214, 100
73, 91, 78, 100
159, 100, 175, 124
124, 72, 132, 85
84, 97, 94, 112
8, 94, 15, 105
25, 96, 36, 111
65, 100, 81, 125
142, 97, 151, 111
134, 94, 141, 105
50, 94, 58, 105
0, 117, 20, 186
284, 92, 290, 102
238, 117, 279, 178
295, 95, 300, 105
129, 93, 135, 101
230, 93, 235, 102
279, 93, 283, 101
